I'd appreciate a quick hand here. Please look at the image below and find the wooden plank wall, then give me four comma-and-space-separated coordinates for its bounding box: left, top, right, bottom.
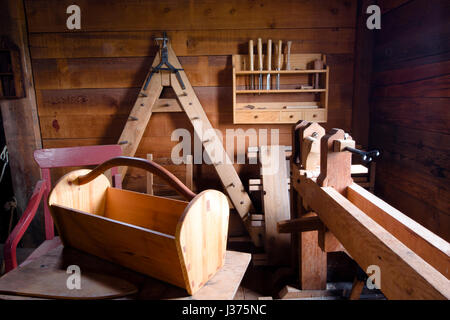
24, 0, 357, 193
370, 0, 450, 241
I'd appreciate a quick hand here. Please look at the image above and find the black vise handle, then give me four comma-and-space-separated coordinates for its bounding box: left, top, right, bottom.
344, 147, 380, 163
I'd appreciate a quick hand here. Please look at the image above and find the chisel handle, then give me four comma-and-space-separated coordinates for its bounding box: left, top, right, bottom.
257, 38, 263, 71
286, 41, 292, 70
277, 40, 282, 70
249, 40, 254, 71
267, 39, 272, 71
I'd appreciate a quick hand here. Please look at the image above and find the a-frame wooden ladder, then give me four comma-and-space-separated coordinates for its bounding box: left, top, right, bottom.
117, 37, 261, 245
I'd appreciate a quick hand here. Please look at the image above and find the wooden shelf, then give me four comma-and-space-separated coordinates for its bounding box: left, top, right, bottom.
232, 53, 329, 124
235, 70, 327, 75
236, 89, 326, 94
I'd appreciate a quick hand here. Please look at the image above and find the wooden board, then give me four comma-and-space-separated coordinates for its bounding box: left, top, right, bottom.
0, 245, 250, 300
260, 145, 291, 265
25, 0, 356, 32
28, 29, 356, 59
176, 190, 230, 294
347, 183, 450, 279
0, 247, 138, 299
105, 187, 187, 236
292, 169, 450, 299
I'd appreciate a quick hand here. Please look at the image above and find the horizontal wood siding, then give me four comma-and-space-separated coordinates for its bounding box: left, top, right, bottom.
370, 0, 450, 241
25, 0, 357, 193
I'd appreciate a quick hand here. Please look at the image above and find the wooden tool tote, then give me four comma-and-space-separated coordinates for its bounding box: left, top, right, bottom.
47, 157, 229, 295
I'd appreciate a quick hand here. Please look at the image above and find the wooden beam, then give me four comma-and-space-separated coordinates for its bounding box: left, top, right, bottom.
277, 215, 323, 233
292, 170, 450, 299
0, 0, 43, 245
347, 183, 450, 279
117, 60, 163, 177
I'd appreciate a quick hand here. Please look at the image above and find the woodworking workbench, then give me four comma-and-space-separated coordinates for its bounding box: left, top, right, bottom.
0, 240, 251, 300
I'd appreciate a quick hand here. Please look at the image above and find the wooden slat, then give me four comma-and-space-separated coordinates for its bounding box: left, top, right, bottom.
375, 176, 450, 243
32, 56, 232, 89
347, 183, 450, 279
292, 170, 450, 299
372, 59, 450, 87
38, 109, 353, 140
32, 54, 353, 90
105, 188, 188, 236
372, 98, 449, 135
36, 83, 352, 117
372, 74, 450, 98
260, 145, 291, 265
29, 28, 355, 59
115, 51, 164, 178
376, 161, 450, 216
372, 123, 450, 179
25, 0, 356, 32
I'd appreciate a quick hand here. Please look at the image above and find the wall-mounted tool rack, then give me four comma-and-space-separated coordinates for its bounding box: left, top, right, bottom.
232, 52, 329, 124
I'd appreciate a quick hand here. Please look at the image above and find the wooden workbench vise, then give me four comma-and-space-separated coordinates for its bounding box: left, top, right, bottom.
279, 121, 450, 299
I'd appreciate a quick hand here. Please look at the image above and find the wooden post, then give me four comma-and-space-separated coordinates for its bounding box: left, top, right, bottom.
0, 0, 43, 246
287, 121, 328, 289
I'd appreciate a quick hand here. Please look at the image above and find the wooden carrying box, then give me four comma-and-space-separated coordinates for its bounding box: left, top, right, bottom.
47, 157, 229, 295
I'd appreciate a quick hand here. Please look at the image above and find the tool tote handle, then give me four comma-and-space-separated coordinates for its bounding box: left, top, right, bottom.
74, 156, 196, 201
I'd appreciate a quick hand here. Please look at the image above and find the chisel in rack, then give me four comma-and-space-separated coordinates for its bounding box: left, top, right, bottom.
257, 38, 263, 92
286, 41, 292, 70
276, 40, 282, 90
266, 39, 272, 90
249, 40, 254, 90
